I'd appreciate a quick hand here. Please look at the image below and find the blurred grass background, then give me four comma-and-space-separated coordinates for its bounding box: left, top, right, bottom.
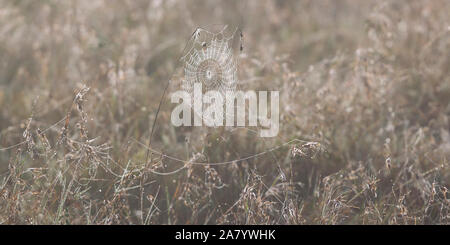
0, 0, 449, 224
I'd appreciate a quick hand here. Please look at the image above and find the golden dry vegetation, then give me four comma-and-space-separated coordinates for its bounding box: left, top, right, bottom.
0, 0, 449, 224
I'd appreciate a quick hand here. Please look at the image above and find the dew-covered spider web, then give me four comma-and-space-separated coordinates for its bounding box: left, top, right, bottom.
180, 25, 239, 125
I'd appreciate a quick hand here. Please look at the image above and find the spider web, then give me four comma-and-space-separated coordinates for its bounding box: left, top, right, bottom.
180, 25, 239, 126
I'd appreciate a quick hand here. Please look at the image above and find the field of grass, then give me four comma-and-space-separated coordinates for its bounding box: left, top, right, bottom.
0, 0, 449, 224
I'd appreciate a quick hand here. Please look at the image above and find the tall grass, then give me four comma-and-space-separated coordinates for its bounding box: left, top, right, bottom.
0, 0, 449, 224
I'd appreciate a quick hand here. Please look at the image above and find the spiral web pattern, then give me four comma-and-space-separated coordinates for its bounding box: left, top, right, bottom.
181, 26, 238, 125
